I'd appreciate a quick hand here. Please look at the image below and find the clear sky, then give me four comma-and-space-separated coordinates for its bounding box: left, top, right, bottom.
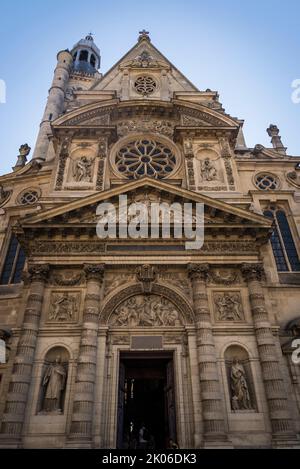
0, 0, 299, 176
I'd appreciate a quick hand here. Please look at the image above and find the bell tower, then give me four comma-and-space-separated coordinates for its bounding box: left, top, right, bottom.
71, 33, 101, 74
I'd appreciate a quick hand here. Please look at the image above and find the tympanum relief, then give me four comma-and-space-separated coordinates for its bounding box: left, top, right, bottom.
109, 295, 182, 327
213, 291, 244, 321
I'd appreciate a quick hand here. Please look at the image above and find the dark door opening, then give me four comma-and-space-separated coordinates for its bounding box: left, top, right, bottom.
116, 352, 177, 449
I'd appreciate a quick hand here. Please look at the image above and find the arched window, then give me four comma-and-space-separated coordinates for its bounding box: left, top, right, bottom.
79, 50, 88, 62
0, 235, 26, 285
264, 208, 300, 272
90, 54, 96, 68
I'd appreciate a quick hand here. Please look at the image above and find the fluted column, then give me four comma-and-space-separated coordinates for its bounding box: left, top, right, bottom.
241, 263, 296, 445
187, 264, 228, 446
0, 264, 49, 442
68, 264, 104, 445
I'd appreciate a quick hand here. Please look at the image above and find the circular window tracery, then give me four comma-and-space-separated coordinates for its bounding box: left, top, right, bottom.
255, 173, 279, 190
134, 76, 157, 96
18, 189, 40, 205
115, 139, 177, 179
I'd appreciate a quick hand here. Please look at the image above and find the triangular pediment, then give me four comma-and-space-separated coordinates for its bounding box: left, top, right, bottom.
90, 37, 198, 95
20, 178, 272, 229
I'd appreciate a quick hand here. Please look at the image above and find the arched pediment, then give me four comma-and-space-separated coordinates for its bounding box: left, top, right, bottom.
52, 99, 240, 130
100, 282, 194, 326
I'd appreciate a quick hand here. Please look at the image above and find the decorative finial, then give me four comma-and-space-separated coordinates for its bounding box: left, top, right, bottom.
85, 32, 94, 41
13, 144, 31, 171
138, 29, 150, 42
266, 124, 286, 155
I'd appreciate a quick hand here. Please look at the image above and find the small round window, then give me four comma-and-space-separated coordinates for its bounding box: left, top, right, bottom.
255, 173, 279, 190
134, 76, 157, 96
18, 189, 40, 205
115, 139, 176, 179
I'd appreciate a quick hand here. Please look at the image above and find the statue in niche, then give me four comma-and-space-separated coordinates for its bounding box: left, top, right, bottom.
49, 293, 78, 322
41, 356, 67, 413
214, 293, 243, 321
200, 158, 218, 181
110, 295, 181, 327
73, 156, 94, 182
230, 358, 252, 410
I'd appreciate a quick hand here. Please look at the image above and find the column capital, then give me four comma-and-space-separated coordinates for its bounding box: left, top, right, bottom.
28, 264, 50, 283
83, 264, 105, 282
187, 263, 210, 281
241, 263, 265, 282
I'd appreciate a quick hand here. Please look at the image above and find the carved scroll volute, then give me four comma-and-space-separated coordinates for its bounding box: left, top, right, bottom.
136, 264, 156, 293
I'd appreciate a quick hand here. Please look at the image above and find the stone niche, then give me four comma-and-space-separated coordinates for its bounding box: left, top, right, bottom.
63, 142, 98, 190
36, 346, 69, 415
224, 345, 257, 413
194, 148, 226, 191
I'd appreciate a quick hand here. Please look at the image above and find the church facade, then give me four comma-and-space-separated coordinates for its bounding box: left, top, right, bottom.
0, 31, 300, 449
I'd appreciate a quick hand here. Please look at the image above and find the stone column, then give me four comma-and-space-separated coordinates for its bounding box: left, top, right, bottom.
241, 263, 296, 445
0, 264, 49, 443
68, 264, 104, 446
186, 327, 203, 448
188, 263, 229, 446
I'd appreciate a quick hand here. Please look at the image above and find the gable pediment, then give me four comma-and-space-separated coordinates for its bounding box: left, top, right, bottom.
20, 178, 272, 230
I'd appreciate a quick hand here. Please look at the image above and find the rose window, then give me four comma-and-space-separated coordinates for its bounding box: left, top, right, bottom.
19, 189, 40, 205
115, 139, 177, 179
255, 173, 279, 190
134, 76, 157, 96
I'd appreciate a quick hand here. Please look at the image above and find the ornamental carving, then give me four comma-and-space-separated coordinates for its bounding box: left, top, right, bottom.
48, 292, 80, 322
177, 107, 225, 127
50, 271, 84, 286
109, 294, 182, 327
187, 263, 210, 281
29, 241, 106, 255
241, 263, 265, 282
0, 185, 12, 207
55, 138, 71, 190
28, 264, 50, 282
213, 292, 244, 321
200, 158, 219, 182
84, 264, 105, 282
117, 119, 174, 138
207, 270, 240, 285
72, 156, 95, 182
104, 273, 136, 296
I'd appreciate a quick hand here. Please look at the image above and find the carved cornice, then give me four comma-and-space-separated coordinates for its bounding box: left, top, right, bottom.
241, 263, 265, 282
187, 263, 210, 281
83, 264, 105, 282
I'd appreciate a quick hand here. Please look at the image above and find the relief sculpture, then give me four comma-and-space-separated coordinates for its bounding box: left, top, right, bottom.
110, 295, 182, 327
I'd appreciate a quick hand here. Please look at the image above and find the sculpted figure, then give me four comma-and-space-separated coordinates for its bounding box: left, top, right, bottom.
200, 158, 218, 181
42, 356, 67, 412
73, 156, 94, 182
230, 358, 252, 410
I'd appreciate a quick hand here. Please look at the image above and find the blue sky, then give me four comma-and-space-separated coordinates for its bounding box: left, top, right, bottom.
0, 0, 299, 176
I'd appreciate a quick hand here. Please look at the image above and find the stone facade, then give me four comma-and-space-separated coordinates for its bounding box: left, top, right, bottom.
0, 31, 300, 449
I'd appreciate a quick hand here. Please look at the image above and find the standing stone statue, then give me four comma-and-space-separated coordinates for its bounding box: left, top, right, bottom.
230, 358, 252, 410
42, 356, 67, 412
